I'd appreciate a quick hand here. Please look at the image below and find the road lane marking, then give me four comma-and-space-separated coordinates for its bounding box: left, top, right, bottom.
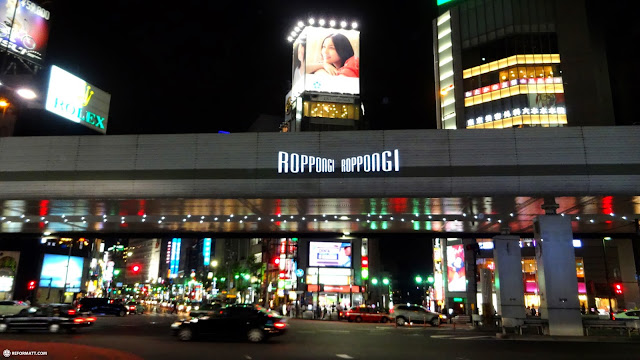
336, 354, 353, 359
431, 335, 456, 338
319, 330, 350, 334
449, 336, 492, 340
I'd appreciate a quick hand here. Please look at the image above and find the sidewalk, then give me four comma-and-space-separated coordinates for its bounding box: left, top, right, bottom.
498, 333, 640, 343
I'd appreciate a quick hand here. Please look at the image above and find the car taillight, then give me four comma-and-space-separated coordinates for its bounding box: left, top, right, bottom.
129, 306, 136, 310
74, 318, 85, 323
86, 317, 96, 322
67, 309, 76, 315
390, 309, 394, 314
274, 322, 287, 329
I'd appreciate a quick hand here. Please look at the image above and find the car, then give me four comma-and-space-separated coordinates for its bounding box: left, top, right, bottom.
126, 301, 145, 314
77, 298, 128, 317
614, 310, 640, 321
171, 304, 288, 343
344, 306, 391, 323
390, 304, 444, 326
0, 304, 96, 333
0, 300, 29, 316
189, 302, 223, 318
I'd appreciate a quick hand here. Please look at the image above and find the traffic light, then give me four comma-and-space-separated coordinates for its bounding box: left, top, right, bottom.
361, 256, 369, 280
131, 264, 141, 274
614, 283, 623, 295
273, 257, 280, 266
27, 280, 36, 291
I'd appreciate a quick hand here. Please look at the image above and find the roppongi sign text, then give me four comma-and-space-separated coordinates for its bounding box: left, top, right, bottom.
278, 150, 400, 174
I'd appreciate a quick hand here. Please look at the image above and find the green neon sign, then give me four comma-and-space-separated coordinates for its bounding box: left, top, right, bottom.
453, 297, 464, 302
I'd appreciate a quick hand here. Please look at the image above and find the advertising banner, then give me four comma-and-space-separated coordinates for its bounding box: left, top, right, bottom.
309, 241, 351, 268
292, 26, 359, 96
39, 254, 84, 292
45, 65, 111, 134
0, 0, 51, 66
446, 244, 466, 292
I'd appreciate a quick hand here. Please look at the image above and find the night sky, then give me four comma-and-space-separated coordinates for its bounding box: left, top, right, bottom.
41, 1, 637, 135
42, 0, 439, 134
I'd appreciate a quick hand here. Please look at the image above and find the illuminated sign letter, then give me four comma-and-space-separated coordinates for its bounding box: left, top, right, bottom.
290, 153, 299, 173
278, 151, 289, 173
382, 151, 392, 172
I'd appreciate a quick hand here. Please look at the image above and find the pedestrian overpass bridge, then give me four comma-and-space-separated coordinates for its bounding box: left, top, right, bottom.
0, 126, 638, 237
1, 126, 639, 336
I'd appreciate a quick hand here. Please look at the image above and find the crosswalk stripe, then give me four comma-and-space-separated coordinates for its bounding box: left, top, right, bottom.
449, 336, 492, 340
336, 354, 353, 359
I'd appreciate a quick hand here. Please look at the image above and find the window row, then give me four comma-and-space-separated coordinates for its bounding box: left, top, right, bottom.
464, 64, 562, 92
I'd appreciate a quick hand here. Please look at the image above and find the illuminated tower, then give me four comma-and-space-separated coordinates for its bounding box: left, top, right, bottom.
283, 17, 364, 132
433, 0, 614, 129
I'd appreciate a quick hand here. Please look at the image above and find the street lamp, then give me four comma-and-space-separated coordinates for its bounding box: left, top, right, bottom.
381, 278, 390, 311
602, 237, 614, 320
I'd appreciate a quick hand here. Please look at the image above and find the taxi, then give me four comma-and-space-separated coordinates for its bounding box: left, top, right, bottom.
344, 305, 391, 323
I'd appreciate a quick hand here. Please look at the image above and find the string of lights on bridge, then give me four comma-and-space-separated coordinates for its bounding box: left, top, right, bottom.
0, 212, 633, 226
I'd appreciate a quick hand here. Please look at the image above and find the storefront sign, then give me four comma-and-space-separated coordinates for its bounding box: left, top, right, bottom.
307, 284, 361, 293
278, 149, 399, 174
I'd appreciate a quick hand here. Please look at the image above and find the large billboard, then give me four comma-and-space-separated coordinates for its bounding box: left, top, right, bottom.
309, 241, 351, 268
0, 0, 51, 66
39, 254, 84, 292
446, 244, 466, 292
291, 26, 359, 96
45, 65, 111, 134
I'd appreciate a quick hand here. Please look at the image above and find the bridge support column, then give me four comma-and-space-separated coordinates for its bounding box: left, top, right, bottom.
534, 214, 583, 336
493, 235, 525, 323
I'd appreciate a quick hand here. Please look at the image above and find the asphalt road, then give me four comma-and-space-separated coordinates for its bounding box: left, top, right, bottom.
1, 312, 639, 360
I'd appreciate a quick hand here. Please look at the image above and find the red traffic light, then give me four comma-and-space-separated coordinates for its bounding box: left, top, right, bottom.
273, 257, 280, 266
614, 283, 623, 294
27, 280, 36, 290
131, 265, 141, 274
361, 256, 369, 268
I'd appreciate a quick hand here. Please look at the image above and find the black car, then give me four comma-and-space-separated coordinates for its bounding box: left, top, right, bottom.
77, 298, 128, 317
189, 302, 223, 318
171, 304, 288, 342
0, 304, 96, 333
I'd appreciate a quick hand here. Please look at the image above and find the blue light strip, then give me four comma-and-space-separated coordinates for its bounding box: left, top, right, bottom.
203, 238, 212, 266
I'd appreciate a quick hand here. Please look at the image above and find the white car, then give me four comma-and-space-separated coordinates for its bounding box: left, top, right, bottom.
0, 300, 30, 316
614, 310, 640, 321
389, 304, 444, 326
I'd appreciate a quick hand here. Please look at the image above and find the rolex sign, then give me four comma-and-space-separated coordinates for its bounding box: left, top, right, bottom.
45, 65, 111, 134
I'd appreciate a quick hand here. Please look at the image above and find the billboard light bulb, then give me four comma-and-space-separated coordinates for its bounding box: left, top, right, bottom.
297, 21, 304, 27
319, 19, 325, 26
329, 19, 336, 27
352, 22, 358, 29
340, 20, 347, 28
308, 18, 315, 25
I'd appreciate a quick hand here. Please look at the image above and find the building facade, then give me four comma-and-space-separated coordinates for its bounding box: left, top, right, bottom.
434, 0, 615, 129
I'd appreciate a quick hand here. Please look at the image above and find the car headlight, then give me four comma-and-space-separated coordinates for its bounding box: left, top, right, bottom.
171, 322, 182, 329
439, 314, 447, 319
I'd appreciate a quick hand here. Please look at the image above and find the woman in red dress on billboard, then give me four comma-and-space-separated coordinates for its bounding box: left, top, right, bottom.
308, 33, 359, 78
